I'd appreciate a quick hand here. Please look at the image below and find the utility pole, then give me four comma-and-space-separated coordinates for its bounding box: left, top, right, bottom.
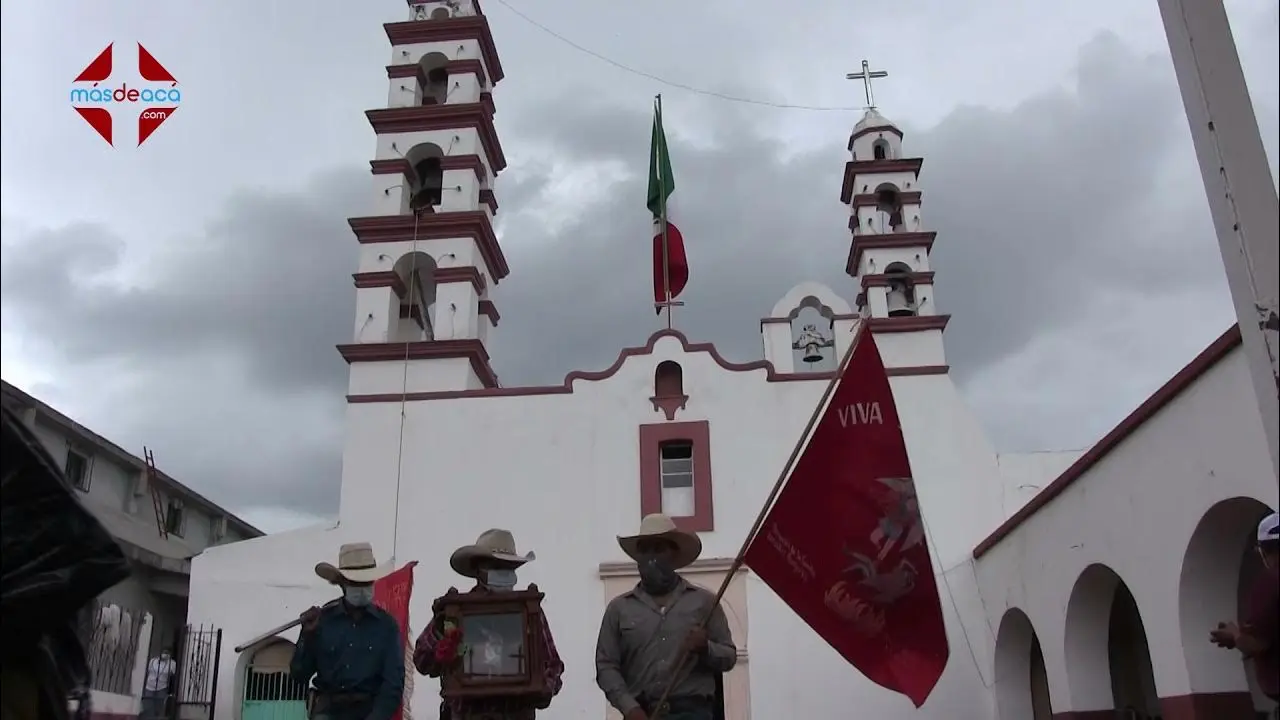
1158, 0, 1280, 480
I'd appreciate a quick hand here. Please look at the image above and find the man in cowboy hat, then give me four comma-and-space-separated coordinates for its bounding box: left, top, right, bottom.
413, 529, 564, 720
291, 542, 405, 720
596, 514, 736, 720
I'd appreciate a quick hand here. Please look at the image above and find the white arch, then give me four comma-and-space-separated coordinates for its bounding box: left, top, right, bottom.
994, 608, 1053, 719
768, 281, 852, 320
1178, 496, 1275, 707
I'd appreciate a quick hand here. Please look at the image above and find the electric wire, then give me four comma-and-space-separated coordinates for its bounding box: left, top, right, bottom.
488, 0, 863, 112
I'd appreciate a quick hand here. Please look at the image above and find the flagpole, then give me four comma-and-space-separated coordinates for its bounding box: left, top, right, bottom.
648, 318, 870, 720
657, 94, 674, 330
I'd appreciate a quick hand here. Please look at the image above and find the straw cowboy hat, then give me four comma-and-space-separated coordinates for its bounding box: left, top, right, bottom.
314, 542, 394, 585
618, 513, 702, 570
449, 529, 536, 578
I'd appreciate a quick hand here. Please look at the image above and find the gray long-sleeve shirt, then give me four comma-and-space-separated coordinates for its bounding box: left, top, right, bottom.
595, 579, 737, 715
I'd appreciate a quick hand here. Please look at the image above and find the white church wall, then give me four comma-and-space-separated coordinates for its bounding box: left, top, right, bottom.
995, 450, 1084, 520
974, 337, 1278, 716
188, 522, 345, 719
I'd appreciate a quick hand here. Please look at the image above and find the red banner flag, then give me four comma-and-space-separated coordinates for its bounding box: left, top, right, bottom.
374, 561, 418, 720
742, 329, 949, 707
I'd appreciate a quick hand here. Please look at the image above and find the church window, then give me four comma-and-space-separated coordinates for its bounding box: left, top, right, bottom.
639, 421, 714, 532
659, 442, 695, 517
873, 139, 890, 160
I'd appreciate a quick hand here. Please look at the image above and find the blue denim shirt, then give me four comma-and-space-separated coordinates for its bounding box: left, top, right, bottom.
290, 603, 405, 720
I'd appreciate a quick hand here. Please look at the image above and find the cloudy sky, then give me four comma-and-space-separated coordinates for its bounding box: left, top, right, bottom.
1, 0, 1277, 533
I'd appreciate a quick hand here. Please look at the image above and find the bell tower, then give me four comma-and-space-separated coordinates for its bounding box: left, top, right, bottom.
341, 0, 508, 394
840, 60, 949, 368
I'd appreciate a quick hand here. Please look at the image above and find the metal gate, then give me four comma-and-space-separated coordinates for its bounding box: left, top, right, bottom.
150, 623, 222, 720
241, 641, 307, 720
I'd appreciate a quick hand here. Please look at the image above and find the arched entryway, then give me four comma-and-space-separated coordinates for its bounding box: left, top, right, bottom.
1178, 496, 1277, 718
993, 608, 1053, 720
1063, 563, 1161, 717
242, 639, 307, 720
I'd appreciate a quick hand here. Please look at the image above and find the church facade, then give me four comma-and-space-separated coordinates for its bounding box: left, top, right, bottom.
186, 2, 1278, 719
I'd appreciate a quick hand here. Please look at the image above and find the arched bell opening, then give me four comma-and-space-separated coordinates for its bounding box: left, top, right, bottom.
872, 138, 891, 160
391, 251, 437, 342
883, 261, 917, 318
787, 297, 836, 373
404, 142, 445, 214
417, 52, 451, 106
874, 182, 905, 234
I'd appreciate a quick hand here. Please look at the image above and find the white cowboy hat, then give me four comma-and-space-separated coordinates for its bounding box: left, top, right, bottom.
314, 542, 393, 585
617, 513, 702, 570
449, 529, 536, 579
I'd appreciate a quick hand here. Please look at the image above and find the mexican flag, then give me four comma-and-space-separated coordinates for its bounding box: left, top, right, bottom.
648, 98, 688, 313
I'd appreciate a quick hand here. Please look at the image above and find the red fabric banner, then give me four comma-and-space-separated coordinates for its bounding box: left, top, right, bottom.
374, 561, 418, 720
742, 328, 949, 707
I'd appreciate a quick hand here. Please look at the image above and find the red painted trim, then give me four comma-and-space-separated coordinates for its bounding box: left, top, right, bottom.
867, 315, 950, 333
345, 329, 948, 403
353, 271, 407, 298
841, 157, 923, 203
847, 124, 903, 151
383, 15, 505, 83
365, 103, 507, 173
337, 339, 498, 388
848, 189, 922, 206
860, 271, 935, 289
347, 212, 508, 283
972, 325, 1243, 559
846, 232, 936, 276
386, 58, 489, 88
640, 421, 714, 533
478, 299, 499, 326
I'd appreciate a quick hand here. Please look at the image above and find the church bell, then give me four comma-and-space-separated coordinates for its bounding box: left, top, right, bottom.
886, 285, 915, 317
801, 344, 825, 364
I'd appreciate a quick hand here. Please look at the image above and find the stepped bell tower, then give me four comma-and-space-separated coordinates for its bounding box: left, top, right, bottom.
340, 0, 508, 395
840, 61, 949, 369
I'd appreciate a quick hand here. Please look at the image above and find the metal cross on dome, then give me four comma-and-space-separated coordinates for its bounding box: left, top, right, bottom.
846, 60, 889, 110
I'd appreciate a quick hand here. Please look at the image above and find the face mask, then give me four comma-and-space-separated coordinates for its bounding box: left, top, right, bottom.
483, 568, 517, 591
638, 555, 678, 595
344, 585, 375, 607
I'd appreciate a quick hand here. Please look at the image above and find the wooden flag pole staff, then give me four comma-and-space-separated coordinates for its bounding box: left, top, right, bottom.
647, 318, 869, 720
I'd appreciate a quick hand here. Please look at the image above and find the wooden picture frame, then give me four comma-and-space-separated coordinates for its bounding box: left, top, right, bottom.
434, 585, 548, 701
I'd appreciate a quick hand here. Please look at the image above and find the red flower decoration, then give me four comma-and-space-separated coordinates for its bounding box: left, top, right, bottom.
434, 624, 464, 664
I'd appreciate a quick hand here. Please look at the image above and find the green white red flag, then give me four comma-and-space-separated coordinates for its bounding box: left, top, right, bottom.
648, 97, 688, 313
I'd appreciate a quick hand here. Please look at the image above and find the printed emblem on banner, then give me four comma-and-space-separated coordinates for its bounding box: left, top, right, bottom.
823, 476, 924, 636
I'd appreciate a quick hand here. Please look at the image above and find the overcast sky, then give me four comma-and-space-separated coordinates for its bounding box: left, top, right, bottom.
1, 0, 1277, 533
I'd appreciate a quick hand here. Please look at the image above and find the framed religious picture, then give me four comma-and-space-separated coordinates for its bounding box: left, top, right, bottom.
433, 585, 549, 701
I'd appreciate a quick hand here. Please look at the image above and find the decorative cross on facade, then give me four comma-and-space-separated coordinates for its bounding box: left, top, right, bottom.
846, 60, 889, 110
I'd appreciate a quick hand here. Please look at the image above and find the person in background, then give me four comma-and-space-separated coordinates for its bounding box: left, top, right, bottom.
595, 514, 735, 720
291, 543, 404, 720
141, 647, 176, 719
1211, 511, 1279, 718
413, 529, 564, 720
